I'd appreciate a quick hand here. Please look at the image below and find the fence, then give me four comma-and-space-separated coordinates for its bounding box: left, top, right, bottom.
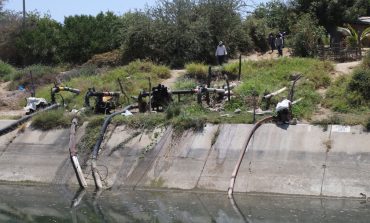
317, 44, 361, 62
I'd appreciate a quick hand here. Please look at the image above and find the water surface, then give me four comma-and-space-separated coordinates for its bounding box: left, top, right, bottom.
0, 185, 369, 223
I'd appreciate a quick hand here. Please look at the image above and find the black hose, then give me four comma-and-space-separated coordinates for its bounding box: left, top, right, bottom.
0, 103, 59, 136
91, 105, 133, 160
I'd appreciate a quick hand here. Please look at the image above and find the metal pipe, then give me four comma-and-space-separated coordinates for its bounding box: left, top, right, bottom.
227, 116, 273, 198
263, 87, 287, 99
51, 86, 80, 104
0, 103, 59, 136
91, 105, 133, 189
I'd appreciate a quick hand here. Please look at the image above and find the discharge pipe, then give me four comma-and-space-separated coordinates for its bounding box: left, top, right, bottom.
0, 103, 59, 136
228, 116, 274, 198
91, 105, 133, 189
69, 117, 87, 188
51, 86, 80, 104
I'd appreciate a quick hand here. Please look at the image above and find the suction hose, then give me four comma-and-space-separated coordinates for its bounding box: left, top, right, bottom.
228, 116, 274, 198
91, 105, 133, 189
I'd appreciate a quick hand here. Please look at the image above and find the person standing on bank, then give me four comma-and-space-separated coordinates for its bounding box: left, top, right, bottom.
275, 34, 283, 57
215, 41, 227, 65
268, 33, 275, 53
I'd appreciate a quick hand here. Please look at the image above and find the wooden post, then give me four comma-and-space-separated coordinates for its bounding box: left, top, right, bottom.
197, 87, 202, 105
252, 90, 257, 124
238, 54, 242, 81
206, 66, 212, 105
30, 71, 35, 97
148, 77, 152, 112
117, 78, 130, 104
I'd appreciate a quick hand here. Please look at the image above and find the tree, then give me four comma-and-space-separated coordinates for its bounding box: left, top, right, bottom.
0, 10, 23, 64
290, 13, 326, 57
289, 0, 370, 32
0, 0, 6, 11
16, 15, 62, 64
60, 12, 121, 64
254, 0, 294, 33
120, 11, 155, 63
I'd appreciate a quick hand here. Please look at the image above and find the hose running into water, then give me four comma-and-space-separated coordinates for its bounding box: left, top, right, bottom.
227, 116, 273, 198
91, 105, 133, 189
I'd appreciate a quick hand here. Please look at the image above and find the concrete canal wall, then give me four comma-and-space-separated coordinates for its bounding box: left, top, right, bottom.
0, 121, 370, 198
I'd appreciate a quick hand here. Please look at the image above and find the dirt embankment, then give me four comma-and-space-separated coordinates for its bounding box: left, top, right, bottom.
0, 82, 27, 117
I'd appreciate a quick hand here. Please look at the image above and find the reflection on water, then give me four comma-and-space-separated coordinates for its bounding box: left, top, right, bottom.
0, 185, 370, 223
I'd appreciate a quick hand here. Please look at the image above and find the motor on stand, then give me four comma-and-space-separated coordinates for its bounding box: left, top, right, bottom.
84, 88, 120, 114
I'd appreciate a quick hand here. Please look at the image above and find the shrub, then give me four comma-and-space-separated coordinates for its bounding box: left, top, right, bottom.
348, 69, 370, 101
152, 65, 171, 79
172, 115, 206, 132
366, 117, 370, 131
165, 103, 181, 119
0, 60, 16, 81
9, 64, 61, 90
77, 115, 105, 152
243, 16, 270, 52
31, 109, 71, 131
290, 13, 326, 57
185, 63, 208, 80
84, 50, 122, 67
362, 51, 370, 69
113, 113, 165, 130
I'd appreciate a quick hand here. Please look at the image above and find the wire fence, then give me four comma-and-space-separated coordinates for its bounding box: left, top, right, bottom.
317, 44, 361, 62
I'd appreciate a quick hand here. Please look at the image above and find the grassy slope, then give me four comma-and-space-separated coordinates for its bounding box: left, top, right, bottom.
225, 57, 332, 119
10, 56, 370, 131
34, 60, 170, 109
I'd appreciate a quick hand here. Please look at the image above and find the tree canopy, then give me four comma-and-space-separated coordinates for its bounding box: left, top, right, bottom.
1, 0, 370, 66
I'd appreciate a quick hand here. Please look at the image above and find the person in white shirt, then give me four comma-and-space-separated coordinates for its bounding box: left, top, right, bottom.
276, 98, 291, 124
215, 41, 227, 65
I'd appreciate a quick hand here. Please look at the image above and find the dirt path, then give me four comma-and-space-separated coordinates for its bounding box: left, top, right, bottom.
333, 61, 361, 77
311, 60, 361, 122
161, 69, 185, 88
228, 48, 291, 63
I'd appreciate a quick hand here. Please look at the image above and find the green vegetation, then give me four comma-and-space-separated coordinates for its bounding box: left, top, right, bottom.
1, 0, 370, 132
112, 102, 256, 133
34, 60, 170, 108
77, 115, 105, 153
325, 51, 370, 115
289, 14, 326, 57
185, 63, 208, 80
31, 109, 71, 130
7, 64, 64, 90
0, 60, 15, 81
234, 57, 332, 119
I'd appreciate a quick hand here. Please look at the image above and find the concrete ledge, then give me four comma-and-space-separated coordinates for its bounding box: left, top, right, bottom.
1, 122, 370, 198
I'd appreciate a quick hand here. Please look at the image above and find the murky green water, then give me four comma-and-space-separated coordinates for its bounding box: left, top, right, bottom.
1, 185, 370, 223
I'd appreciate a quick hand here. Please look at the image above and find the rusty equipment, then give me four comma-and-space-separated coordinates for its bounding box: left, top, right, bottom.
51, 85, 80, 105
84, 88, 120, 114
135, 83, 233, 113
